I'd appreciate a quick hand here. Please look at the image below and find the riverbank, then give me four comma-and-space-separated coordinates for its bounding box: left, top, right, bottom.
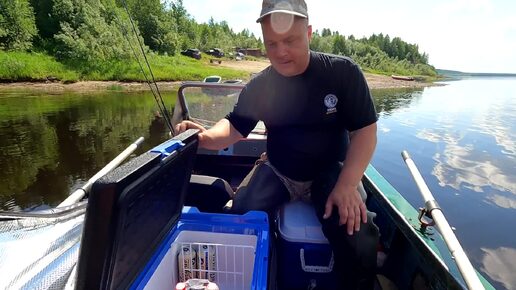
0, 60, 437, 93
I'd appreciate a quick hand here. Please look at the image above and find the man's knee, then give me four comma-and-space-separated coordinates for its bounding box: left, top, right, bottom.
320, 211, 379, 261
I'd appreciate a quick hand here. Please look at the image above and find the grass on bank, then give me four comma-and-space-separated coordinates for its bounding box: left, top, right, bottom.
0, 51, 249, 83
363, 67, 441, 82
0, 51, 79, 82
1, 50, 439, 84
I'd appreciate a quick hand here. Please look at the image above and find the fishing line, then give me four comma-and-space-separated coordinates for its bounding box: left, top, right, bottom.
118, 0, 176, 136
114, 16, 155, 94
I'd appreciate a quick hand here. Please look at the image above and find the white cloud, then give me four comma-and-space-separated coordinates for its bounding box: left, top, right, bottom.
481, 247, 516, 290
410, 80, 516, 193
486, 194, 516, 209
413, 111, 516, 193
184, 1, 262, 36
378, 123, 391, 133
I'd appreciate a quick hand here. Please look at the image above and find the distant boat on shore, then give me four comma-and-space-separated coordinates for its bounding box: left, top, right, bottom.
391, 75, 415, 81
203, 75, 222, 83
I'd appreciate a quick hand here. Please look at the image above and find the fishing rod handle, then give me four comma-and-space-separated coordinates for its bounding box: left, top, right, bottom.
58, 137, 145, 207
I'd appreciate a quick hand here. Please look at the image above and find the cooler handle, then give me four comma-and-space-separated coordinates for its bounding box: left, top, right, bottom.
300, 248, 334, 273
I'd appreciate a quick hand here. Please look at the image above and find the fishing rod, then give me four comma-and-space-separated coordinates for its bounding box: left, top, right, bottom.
401, 150, 485, 290
55, 4, 175, 208
117, 0, 176, 136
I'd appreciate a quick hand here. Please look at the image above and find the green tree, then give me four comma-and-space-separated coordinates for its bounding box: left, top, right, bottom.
333, 34, 348, 55
30, 0, 59, 40
121, 0, 171, 52
310, 33, 333, 53
310, 29, 435, 76
321, 28, 332, 37
0, 0, 37, 50
52, 0, 133, 61
0, 13, 5, 42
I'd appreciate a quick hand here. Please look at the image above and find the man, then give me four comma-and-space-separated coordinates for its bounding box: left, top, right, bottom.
176, 0, 379, 288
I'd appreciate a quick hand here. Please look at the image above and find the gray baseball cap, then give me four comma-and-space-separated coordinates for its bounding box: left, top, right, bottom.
256, 0, 308, 23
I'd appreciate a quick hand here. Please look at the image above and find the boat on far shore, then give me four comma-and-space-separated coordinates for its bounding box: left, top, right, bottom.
391, 75, 415, 81
203, 75, 222, 83
203, 76, 243, 84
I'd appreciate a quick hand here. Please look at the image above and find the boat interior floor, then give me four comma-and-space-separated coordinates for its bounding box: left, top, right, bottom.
376, 274, 399, 290
185, 168, 402, 290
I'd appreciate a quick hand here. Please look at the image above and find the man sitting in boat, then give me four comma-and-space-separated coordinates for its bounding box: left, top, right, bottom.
175, 0, 379, 288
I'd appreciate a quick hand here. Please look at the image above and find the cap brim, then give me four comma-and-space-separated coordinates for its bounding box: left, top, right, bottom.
256, 10, 308, 23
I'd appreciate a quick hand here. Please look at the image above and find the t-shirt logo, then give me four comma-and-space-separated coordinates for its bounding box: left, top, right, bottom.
324, 94, 338, 114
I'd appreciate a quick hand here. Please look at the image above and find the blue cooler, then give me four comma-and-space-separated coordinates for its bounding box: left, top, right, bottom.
76, 130, 269, 290
132, 207, 269, 290
277, 200, 338, 289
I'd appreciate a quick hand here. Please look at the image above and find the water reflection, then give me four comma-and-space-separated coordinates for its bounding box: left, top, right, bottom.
411, 81, 516, 196
371, 88, 424, 116
481, 247, 516, 290
0, 117, 59, 210
0, 91, 174, 210
470, 98, 516, 157
372, 79, 516, 290
0, 86, 426, 211
486, 194, 516, 210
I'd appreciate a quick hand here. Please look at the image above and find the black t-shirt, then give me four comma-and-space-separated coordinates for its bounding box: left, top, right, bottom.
226, 51, 377, 181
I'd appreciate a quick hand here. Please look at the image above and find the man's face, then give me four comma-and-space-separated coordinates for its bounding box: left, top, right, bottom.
261, 14, 312, 77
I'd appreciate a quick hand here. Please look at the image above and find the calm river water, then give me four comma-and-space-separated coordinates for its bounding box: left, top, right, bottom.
0, 78, 515, 289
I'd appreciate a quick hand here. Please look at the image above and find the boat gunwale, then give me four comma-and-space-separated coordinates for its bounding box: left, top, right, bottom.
364, 165, 494, 289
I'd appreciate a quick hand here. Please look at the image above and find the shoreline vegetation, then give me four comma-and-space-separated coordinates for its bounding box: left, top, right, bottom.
1, 0, 439, 94
0, 53, 437, 93
0, 72, 437, 93
0, 60, 437, 93
0, 80, 436, 93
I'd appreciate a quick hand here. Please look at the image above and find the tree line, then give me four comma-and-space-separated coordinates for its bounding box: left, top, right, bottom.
311, 29, 436, 76
0, 0, 263, 61
0, 0, 436, 78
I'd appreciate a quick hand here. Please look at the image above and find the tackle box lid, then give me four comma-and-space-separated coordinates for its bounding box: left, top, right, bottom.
76, 129, 199, 290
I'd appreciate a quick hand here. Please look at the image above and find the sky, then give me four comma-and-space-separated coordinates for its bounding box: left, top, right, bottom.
183, 0, 516, 74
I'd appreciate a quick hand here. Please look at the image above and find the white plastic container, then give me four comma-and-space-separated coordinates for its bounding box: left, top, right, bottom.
131, 208, 269, 290
276, 201, 337, 290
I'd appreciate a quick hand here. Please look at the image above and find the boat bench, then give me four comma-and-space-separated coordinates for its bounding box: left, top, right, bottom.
186, 175, 234, 213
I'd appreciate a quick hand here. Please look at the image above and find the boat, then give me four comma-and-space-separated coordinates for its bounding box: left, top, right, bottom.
391, 75, 415, 81
203, 75, 222, 83
203, 76, 243, 84
222, 79, 243, 84
0, 82, 495, 290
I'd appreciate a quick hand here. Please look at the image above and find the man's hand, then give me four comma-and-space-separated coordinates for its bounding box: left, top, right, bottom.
174, 119, 242, 151
175, 120, 206, 134
323, 185, 368, 235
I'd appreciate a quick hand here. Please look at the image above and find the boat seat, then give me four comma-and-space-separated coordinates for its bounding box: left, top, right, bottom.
185, 174, 234, 213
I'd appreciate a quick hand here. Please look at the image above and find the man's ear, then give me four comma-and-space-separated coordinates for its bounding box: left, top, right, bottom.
307, 24, 313, 41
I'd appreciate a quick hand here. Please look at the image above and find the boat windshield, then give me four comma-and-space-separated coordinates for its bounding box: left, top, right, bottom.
177, 83, 266, 134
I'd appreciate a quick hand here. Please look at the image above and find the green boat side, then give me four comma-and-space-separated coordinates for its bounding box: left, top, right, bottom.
364, 165, 495, 290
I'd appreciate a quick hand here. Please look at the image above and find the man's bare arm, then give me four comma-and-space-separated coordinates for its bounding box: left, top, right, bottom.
175, 119, 243, 150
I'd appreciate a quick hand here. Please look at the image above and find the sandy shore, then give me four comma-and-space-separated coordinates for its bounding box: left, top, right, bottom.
0, 60, 436, 93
